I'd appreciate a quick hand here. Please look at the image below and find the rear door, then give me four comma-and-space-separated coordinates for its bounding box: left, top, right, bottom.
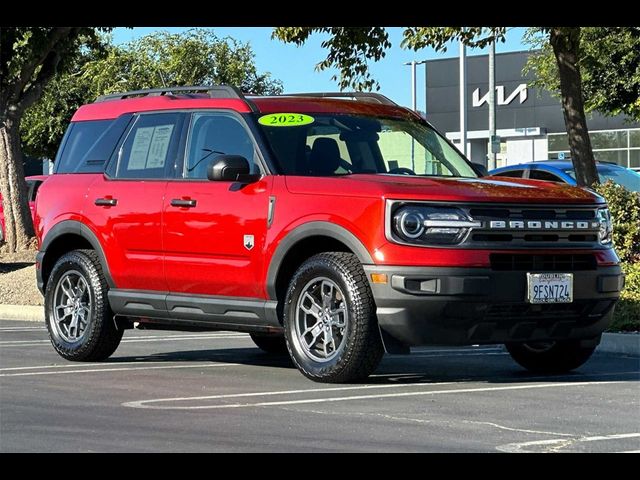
85, 112, 186, 291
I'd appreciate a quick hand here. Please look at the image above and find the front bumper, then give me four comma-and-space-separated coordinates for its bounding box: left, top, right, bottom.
364, 264, 624, 347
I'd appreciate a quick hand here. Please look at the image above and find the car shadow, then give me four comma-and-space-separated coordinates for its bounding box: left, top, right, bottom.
0, 262, 33, 274
107, 346, 640, 385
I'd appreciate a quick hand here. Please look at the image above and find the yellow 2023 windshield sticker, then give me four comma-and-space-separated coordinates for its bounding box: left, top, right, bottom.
258, 113, 315, 127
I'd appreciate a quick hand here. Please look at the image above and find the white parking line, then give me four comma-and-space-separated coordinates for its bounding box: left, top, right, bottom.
0, 358, 233, 372
496, 432, 640, 453
0, 362, 243, 377
0, 332, 250, 347
123, 380, 625, 410
0, 326, 45, 332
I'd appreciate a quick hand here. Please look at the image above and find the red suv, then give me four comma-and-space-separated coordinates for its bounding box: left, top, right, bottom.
34, 86, 623, 382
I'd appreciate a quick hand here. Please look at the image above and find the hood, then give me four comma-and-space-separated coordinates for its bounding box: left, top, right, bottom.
284, 174, 604, 204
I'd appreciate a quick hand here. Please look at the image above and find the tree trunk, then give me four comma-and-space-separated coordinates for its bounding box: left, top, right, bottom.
550, 27, 599, 187
0, 114, 35, 253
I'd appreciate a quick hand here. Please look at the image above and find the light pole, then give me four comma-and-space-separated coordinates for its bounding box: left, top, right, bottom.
404, 60, 427, 171
488, 39, 497, 170
459, 40, 468, 158
404, 60, 427, 112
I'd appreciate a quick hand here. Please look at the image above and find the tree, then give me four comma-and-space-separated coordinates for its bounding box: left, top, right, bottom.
22, 29, 284, 161
273, 27, 599, 186
1, 27, 108, 252
525, 27, 640, 121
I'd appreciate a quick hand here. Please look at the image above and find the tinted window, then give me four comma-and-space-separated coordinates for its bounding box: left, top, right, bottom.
55, 120, 114, 173
493, 169, 524, 178
184, 112, 259, 179
529, 170, 564, 182
114, 113, 183, 179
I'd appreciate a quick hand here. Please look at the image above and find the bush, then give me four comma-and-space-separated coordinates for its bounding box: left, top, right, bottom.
609, 263, 640, 332
594, 181, 640, 332
593, 181, 640, 264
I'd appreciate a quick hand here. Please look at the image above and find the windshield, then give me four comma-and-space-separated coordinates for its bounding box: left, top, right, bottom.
562, 166, 640, 192
256, 113, 477, 178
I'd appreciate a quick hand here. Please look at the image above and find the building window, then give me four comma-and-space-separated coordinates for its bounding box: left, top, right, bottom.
548, 128, 640, 169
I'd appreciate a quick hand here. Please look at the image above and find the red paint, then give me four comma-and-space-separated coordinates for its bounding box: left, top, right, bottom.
35, 93, 617, 300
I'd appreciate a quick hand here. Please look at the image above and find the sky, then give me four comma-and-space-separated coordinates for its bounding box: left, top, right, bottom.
112, 27, 529, 109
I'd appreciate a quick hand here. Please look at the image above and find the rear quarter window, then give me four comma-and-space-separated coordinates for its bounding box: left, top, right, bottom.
55, 116, 132, 174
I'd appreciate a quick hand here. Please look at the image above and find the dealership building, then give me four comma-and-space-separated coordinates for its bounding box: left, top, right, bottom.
424, 51, 640, 170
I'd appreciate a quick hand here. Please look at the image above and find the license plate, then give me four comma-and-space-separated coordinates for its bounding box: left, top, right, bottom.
527, 273, 573, 304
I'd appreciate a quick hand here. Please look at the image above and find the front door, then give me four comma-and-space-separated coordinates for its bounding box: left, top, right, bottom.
163, 111, 271, 299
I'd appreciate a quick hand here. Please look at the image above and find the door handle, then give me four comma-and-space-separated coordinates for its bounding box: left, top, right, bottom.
170, 198, 197, 208
95, 198, 117, 207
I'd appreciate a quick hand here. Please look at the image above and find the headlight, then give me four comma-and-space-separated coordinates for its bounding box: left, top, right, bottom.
391, 204, 480, 245
596, 208, 613, 245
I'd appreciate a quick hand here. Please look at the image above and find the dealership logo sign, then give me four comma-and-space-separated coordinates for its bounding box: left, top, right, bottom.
472, 84, 528, 107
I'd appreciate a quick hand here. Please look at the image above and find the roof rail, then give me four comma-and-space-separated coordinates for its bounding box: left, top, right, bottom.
95, 85, 247, 103
284, 92, 398, 106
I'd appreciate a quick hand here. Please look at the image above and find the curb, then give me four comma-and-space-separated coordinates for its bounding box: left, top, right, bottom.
0, 306, 637, 356
597, 333, 640, 357
0, 304, 44, 322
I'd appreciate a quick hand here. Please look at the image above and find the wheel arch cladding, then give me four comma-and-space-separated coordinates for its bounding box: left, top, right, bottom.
266, 221, 374, 304
40, 220, 115, 291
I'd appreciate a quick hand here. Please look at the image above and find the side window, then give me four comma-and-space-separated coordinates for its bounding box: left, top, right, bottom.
184, 112, 258, 179
114, 113, 182, 179
529, 169, 563, 182
493, 169, 524, 178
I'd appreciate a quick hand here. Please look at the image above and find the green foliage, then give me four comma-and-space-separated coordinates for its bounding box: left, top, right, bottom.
593, 181, 640, 264
21, 29, 283, 159
593, 181, 640, 332
609, 262, 640, 332
273, 27, 507, 91
1, 28, 110, 115
524, 27, 640, 121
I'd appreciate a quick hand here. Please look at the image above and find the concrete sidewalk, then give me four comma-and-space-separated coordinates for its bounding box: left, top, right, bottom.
0, 303, 637, 356
0, 305, 44, 322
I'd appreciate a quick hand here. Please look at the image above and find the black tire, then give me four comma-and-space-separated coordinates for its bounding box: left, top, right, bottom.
44, 249, 123, 361
283, 252, 384, 383
250, 333, 288, 354
506, 340, 597, 374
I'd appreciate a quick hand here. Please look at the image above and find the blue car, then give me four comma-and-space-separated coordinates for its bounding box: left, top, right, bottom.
490, 160, 640, 192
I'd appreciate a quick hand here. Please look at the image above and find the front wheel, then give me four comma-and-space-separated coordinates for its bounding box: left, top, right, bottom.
283, 252, 384, 383
45, 249, 123, 361
506, 340, 597, 373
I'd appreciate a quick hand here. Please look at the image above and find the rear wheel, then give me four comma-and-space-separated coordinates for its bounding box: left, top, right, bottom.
250, 333, 287, 354
283, 252, 384, 383
506, 340, 597, 373
45, 249, 123, 361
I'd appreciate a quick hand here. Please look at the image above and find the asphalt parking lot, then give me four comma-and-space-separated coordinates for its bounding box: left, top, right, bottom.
1, 319, 638, 452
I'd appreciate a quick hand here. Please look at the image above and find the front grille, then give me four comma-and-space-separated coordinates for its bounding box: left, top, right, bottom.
490, 253, 598, 271
466, 204, 601, 248
468, 207, 596, 220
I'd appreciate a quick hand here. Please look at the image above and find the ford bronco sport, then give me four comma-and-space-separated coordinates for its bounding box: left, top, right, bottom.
34, 86, 624, 383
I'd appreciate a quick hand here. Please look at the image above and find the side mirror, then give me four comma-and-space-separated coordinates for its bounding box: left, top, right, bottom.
471, 162, 489, 177
207, 155, 259, 183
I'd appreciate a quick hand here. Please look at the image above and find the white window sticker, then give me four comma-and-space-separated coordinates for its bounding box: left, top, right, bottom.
127, 124, 174, 170
128, 127, 154, 170
147, 124, 174, 169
